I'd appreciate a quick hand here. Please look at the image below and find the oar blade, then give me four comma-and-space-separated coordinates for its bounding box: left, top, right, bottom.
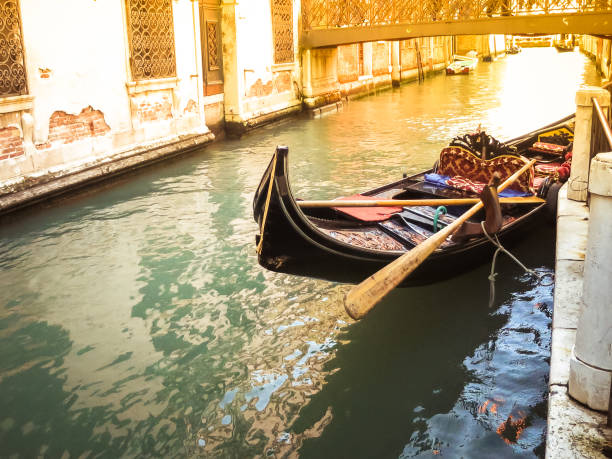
344, 225, 455, 319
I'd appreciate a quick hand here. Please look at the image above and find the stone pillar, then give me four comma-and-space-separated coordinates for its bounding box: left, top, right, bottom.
302, 49, 313, 98
568, 152, 612, 411
301, 48, 340, 110
567, 86, 610, 202
391, 41, 400, 87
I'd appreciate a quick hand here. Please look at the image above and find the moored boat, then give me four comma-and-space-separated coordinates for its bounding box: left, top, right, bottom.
554, 41, 574, 52
446, 54, 478, 75
253, 116, 574, 286
553, 34, 575, 52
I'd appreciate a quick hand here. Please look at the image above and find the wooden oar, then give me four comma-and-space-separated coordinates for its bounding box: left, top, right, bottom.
343, 159, 537, 320
297, 196, 544, 208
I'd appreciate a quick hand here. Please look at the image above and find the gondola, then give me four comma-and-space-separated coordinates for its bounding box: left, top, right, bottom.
253, 115, 574, 286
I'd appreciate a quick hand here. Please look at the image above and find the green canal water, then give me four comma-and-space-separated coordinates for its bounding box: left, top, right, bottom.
0, 48, 602, 458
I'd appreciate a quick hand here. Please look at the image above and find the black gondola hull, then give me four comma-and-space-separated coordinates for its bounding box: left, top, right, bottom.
253, 146, 547, 286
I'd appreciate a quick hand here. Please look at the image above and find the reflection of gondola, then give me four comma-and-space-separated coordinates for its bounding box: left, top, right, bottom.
253, 116, 574, 286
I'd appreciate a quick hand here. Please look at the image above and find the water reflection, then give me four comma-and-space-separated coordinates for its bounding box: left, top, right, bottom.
0, 48, 601, 457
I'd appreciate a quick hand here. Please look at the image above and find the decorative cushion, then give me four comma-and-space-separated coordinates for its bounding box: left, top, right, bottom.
437, 146, 534, 194
535, 163, 562, 176
534, 152, 572, 181
529, 142, 567, 155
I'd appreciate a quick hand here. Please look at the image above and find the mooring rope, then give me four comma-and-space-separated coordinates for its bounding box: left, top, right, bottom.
256, 152, 277, 255
481, 221, 554, 307
433, 206, 447, 233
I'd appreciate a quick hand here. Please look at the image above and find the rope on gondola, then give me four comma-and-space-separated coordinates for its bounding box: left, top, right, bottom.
432, 206, 447, 232
481, 221, 554, 308
256, 152, 277, 255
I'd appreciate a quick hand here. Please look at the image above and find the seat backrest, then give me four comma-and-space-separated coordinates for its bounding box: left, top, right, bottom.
437, 146, 533, 194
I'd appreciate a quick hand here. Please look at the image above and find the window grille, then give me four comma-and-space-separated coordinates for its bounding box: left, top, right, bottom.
126, 0, 176, 80
0, 0, 28, 97
206, 21, 219, 70
271, 0, 294, 64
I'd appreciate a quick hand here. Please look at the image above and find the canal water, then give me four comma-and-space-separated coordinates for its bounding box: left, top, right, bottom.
0, 48, 602, 458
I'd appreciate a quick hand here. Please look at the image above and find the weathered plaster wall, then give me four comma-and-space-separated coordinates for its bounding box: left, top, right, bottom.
172, 0, 205, 120
333, 37, 451, 102
225, 0, 301, 131
338, 45, 359, 83
398, 37, 449, 78
400, 39, 418, 70
0, 0, 209, 183
20, 0, 130, 142
372, 42, 390, 76
333, 36, 452, 102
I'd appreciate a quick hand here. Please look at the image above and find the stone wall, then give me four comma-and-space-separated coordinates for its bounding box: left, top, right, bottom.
222, 0, 301, 136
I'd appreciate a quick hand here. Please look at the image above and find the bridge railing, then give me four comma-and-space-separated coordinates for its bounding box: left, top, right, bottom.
302, 0, 610, 30
591, 96, 612, 160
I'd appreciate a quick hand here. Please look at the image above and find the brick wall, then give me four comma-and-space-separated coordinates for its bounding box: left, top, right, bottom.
245, 71, 292, 98
273, 71, 291, 93
183, 99, 198, 115
47, 106, 111, 146
246, 78, 273, 97
135, 98, 173, 124
0, 127, 25, 161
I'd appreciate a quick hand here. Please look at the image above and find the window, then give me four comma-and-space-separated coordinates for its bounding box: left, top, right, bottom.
0, 0, 27, 97
125, 0, 176, 80
271, 0, 293, 64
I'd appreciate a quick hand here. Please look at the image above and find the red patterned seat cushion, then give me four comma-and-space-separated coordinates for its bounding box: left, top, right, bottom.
437, 146, 534, 194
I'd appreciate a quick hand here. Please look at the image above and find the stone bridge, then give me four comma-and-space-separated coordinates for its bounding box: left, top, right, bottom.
301, 0, 612, 47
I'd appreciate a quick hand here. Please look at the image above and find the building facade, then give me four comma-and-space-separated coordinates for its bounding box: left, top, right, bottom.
0, 0, 218, 185
0, 0, 494, 196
